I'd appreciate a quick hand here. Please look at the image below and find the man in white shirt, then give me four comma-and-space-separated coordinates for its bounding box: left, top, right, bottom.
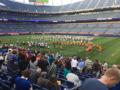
71, 57, 78, 73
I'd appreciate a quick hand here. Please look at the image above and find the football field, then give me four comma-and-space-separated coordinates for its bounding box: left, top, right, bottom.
0, 35, 120, 65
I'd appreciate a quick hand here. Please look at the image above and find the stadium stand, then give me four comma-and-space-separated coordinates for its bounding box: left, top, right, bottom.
0, 0, 120, 35
0, 46, 119, 90
0, 21, 120, 36
0, 0, 120, 36
0, 0, 120, 13
0, 1, 120, 90
1, 10, 120, 21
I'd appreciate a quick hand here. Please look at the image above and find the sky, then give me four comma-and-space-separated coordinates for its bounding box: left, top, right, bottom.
11, 0, 85, 6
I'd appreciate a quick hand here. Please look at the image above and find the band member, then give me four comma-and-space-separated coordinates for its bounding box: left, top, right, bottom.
85, 42, 94, 52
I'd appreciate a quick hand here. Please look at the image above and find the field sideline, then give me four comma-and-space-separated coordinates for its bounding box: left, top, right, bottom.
0, 35, 120, 65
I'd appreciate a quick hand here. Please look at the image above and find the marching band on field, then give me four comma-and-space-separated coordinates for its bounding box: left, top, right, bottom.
0, 35, 103, 53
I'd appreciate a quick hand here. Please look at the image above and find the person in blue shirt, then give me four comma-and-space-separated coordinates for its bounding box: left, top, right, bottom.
15, 70, 32, 90
109, 65, 120, 90
7, 50, 19, 76
110, 82, 120, 90
78, 59, 85, 71
81, 68, 120, 90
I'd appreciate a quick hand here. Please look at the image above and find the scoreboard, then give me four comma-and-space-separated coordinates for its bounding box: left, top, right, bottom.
36, 0, 48, 2
29, 0, 48, 3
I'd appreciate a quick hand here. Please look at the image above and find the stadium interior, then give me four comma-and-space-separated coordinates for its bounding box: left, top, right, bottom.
0, 0, 120, 90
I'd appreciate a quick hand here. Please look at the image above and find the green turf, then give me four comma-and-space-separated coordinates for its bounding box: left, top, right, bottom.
0, 35, 120, 65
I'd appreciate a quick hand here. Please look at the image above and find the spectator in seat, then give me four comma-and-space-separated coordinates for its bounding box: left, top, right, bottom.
4, 48, 13, 64
110, 65, 120, 90
47, 60, 57, 78
29, 55, 37, 70
48, 54, 55, 65
77, 58, 85, 72
64, 60, 71, 78
102, 61, 108, 70
36, 52, 45, 61
7, 50, 19, 76
102, 61, 108, 74
85, 57, 93, 73
0, 54, 4, 71
66, 69, 82, 87
18, 50, 29, 73
29, 68, 41, 83
92, 59, 101, 77
81, 68, 120, 90
37, 74, 59, 90
15, 70, 32, 90
37, 59, 49, 72
48, 75, 59, 90
71, 56, 78, 73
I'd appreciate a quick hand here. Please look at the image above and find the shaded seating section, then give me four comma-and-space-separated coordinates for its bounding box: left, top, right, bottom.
0, 72, 15, 90
0, 65, 95, 90
56, 67, 94, 82
0, 22, 120, 36
32, 84, 48, 90
1, 9, 120, 21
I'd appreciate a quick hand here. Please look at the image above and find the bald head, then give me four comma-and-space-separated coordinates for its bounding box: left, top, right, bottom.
104, 68, 120, 80
102, 68, 120, 87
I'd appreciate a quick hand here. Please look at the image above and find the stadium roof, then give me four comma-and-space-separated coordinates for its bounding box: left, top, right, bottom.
0, 2, 6, 6
10, 0, 85, 6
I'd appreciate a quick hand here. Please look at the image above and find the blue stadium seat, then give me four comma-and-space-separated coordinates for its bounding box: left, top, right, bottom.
0, 80, 10, 90
58, 78, 75, 89
32, 84, 48, 90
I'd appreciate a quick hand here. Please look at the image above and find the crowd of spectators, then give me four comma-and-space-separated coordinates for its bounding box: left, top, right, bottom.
0, 44, 119, 90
